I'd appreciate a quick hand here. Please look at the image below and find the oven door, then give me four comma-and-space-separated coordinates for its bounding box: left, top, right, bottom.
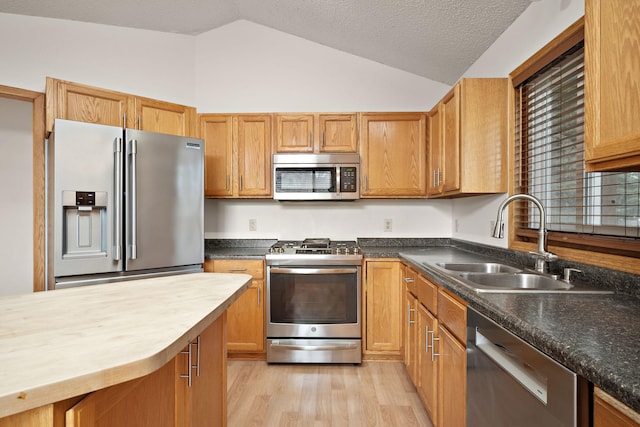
266, 266, 361, 339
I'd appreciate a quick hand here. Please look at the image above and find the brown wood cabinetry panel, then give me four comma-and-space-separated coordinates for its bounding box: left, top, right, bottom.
417, 303, 438, 424
133, 97, 196, 137
416, 273, 438, 315
360, 113, 427, 197
276, 114, 314, 152
437, 324, 466, 427
237, 115, 272, 197
200, 115, 234, 197
437, 288, 467, 344
56, 80, 127, 129
364, 260, 403, 356
585, 0, 640, 171
318, 113, 358, 152
594, 387, 640, 427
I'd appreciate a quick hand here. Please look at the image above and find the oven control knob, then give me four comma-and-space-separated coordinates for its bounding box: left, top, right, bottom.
311, 327, 317, 332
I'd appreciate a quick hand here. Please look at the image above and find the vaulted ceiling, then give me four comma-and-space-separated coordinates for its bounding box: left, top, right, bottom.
0, 0, 533, 85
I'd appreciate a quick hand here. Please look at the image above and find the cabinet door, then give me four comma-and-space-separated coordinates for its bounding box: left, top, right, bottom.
427, 106, 443, 195
585, 0, 640, 171
437, 325, 466, 427
318, 114, 358, 152
208, 259, 265, 354
66, 361, 176, 427
360, 113, 427, 197
226, 280, 265, 352
275, 114, 314, 152
594, 387, 640, 427
200, 115, 234, 197
50, 78, 128, 130
192, 314, 226, 427
237, 115, 272, 197
417, 303, 438, 425
364, 260, 402, 355
404, 291, 418, 383
441, 85, 460, 193
132, 96, 196, 137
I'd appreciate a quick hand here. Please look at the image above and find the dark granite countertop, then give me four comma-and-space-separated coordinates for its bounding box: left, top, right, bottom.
205, 237, 640, 412
397, 246, 640, 414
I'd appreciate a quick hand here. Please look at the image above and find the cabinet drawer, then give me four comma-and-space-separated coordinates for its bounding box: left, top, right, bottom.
416, 274, 437, 315
401, 265, 417, 295
211, 260, 264, 280
437, 289, 466, 343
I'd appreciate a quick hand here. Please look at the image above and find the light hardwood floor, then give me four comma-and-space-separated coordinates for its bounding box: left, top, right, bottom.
227, 360, 434, 427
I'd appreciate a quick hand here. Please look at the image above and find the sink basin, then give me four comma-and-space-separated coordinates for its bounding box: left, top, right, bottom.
435, 262, 521, 274
458, 272, 573, 292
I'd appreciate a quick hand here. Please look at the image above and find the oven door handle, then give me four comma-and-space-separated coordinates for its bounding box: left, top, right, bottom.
270, 342, 358, 351
269, 267, 357, 275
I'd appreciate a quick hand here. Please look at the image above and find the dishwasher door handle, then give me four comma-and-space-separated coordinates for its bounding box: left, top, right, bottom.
475, 329, 548, 404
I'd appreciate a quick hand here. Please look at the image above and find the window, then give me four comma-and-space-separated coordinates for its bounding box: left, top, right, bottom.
513, 37, 640, 257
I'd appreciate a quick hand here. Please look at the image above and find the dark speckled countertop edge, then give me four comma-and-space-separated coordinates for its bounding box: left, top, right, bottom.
205, 238, 640, 412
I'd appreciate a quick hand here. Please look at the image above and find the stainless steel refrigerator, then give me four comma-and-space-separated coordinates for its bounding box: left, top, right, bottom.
48, 119, 204, 289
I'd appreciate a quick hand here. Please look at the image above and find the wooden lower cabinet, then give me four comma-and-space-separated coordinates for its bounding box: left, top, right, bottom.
205, 259, 266, 358
417, 303, 438, 423
400, 263, 467, 427
63, 315, 226, 427
363, 259, 403, 357
404, 290, 418, 383
594, 387, 640, 427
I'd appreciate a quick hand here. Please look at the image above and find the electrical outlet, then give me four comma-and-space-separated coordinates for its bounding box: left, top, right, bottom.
383, 218, 392, 232
454, 219, 459, 233
490, 220, 496, 234
249, 219, 257, 231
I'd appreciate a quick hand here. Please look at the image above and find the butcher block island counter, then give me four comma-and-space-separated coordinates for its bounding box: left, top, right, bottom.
0, 272, 252, 426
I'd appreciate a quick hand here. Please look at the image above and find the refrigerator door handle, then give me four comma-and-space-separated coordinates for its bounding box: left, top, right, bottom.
113, 137, 123, 261
129, 138, 138, 260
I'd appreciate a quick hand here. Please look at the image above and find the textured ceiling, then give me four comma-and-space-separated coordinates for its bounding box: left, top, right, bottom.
0, 0, 533, 85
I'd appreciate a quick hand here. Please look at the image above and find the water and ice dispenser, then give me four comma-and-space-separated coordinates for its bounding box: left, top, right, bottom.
61, 191, 108, 260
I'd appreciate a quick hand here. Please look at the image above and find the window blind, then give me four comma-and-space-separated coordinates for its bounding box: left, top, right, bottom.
514, 42, 640, 250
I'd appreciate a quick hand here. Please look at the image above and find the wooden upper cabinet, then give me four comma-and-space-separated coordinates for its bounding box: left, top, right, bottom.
318, 114, 358, 152
360, 112, 427, 198
275, 113, 358, 153
585, 0, 640, 171
47, 77, 127, 131
200, 115, 234, 197
428, 78, 507, 198
276, 114, 314, 152
237, 115, 273, 197
46, 77, 197, 137
131, 96, 196, 137
200, 114, 272, 198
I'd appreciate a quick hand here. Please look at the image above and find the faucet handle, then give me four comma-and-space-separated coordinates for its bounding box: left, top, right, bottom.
528, 251, 558, 261
563, 267, 582, 283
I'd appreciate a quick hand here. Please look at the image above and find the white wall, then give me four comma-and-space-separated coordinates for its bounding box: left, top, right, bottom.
0, 98, 34, 295
0, 13, 196, 105
452, 0, 585, 248
205, 199, 452, 240
195, 20, 450, 112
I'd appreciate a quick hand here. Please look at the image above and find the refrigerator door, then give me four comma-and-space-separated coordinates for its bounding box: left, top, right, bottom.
124, 129, 203, 272
51, 120, 124, 277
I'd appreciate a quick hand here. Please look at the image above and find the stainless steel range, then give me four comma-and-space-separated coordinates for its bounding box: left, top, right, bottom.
265, 238, 362, 364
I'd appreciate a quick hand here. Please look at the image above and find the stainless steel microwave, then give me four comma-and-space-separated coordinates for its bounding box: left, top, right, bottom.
273, 153, 360, 201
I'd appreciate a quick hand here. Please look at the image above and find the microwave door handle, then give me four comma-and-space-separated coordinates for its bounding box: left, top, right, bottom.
269, 267, 357, 275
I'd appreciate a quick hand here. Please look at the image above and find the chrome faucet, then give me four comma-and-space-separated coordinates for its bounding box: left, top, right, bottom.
492, 194, 557, 274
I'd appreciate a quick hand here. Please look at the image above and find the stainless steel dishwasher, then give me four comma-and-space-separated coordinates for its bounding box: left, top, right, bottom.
467, 308, 587, 427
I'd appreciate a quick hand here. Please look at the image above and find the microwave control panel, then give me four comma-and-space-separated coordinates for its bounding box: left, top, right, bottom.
340, 167, 358, 193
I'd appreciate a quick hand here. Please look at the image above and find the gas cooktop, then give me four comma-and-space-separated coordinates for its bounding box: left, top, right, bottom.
266, 238, 362, 265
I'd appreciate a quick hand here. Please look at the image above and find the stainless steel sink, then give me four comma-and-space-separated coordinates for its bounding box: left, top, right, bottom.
435, 262, 521, 274
458, 272, 573, 292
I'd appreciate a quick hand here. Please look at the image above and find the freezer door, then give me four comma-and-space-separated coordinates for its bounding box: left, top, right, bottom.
124, 129, 203, 272
51, 119, 124, 277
